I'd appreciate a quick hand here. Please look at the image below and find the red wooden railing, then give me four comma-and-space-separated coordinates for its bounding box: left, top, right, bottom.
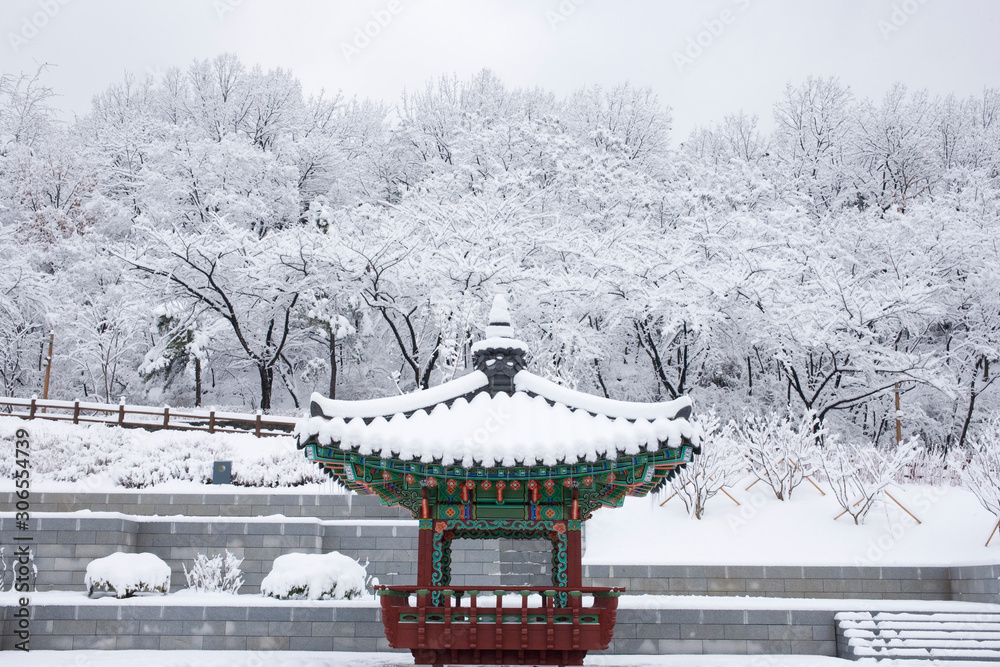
0, 395, 297, 437
375, 585, 623, 666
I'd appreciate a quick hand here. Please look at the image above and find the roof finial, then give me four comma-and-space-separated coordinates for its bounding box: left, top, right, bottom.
485, 294, 514, 339
473, 294, 528, 395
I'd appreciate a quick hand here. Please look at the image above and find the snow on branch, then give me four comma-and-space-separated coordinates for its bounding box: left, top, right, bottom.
738, 411, 822, 501
669, 411, 744, 519
183, 550, 244, 594
961, 415, 1000, 527
822, 437, 920, 525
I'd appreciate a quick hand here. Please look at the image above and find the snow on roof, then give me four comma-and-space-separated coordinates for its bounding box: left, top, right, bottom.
309, 370, 488, 420
485, 294, 515, 339
514, 371, 692, 421
470, 337, 530, 355
300, 388, 700, 468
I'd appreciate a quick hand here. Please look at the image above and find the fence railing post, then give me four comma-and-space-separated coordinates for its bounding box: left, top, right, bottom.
29, 395, 37, 419
163, 406, 170, 429
73, 400, 80, 424
209, 410, 216, 434
118, 397, 126, 426
255, 411, 262, 438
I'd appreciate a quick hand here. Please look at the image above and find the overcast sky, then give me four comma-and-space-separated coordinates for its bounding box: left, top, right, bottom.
3, 0, 998, 138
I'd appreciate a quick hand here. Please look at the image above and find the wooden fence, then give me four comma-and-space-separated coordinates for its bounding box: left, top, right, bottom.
0, 396, 298, 437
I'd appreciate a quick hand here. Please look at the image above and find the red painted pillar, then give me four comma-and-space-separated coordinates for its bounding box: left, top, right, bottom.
417, 520, 435, 587
566, 525, 582, 589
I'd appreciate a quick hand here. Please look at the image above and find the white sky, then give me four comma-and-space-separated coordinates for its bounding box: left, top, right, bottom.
2, 0, 998, 138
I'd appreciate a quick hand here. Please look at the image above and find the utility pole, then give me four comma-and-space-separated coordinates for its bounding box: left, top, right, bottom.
41, 331, 54, 412
894, 381, 903, 445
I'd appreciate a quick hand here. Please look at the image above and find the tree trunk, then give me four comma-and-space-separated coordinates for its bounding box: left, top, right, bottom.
258, 364, 274, 412
328, 334, 338, 400
194, 357, 202, 407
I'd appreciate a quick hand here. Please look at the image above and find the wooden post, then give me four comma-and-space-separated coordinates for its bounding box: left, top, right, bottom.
163, 406, 170, 429
894, 382, 903, 445
42, 332, 54, 401
72, 400, 80, 424
986, 518, 1000, 547
118, 397, 126, 426
40, 332, 54, 413
255, 411, 262, 438
29, 395, 37, 419
884, 491, 921, 525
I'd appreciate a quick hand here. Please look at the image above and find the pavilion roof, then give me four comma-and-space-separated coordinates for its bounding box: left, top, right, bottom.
296, 296, 702, 469
297, 369, 700, 469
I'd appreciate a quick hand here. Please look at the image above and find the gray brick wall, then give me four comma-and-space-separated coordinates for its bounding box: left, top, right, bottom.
0, 491, 411, 520
949, 563, 1000, 603
583, 564, 953, 600
0, 602, 840, 655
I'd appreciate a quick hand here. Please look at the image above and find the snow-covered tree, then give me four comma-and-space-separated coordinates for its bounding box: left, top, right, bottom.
670, 411, 744, 519
739, 411, 822, 501
823, 436, 920, 525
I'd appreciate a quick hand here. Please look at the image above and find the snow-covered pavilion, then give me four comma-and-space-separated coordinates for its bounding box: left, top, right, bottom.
297, 296, 703, 666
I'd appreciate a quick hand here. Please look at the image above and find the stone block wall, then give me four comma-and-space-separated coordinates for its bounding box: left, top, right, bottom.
0, 491, 410, 520
583, 564, 954, 600
950, 563, 1000, 603
0, 602, 841, 655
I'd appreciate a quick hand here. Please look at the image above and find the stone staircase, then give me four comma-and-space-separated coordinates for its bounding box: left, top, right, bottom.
836, 611, 1000, 662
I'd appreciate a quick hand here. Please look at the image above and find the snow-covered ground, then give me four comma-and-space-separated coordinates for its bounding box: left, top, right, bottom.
584, 483, 999, 568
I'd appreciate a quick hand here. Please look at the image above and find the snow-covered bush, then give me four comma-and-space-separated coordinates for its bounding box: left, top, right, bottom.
86, 552, 171, 598
822, 437, 921, 525
670, 411, 745, 519
738, 411, 822, 501
260, 552, 368, 600
0, 417, 329, 489
183, 550, 244, 594
961, 416, 1000, 522
1, 546, 37, 591
231, 452, 327, 487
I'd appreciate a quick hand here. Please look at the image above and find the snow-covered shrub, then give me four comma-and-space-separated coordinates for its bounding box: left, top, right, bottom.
822, 437, 921, 525
260, 552, 368, 600
85, 552, 170, 598
231, 452, 327, 487
183, 550, 244, 594
961, 416, 1000, 522
1, 546, 37, 591
738, 411, 822, 501
0, 416, 333, 489
670, 411, 745, 519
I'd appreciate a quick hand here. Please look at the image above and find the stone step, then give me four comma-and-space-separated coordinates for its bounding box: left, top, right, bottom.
837, 611, 1000, 662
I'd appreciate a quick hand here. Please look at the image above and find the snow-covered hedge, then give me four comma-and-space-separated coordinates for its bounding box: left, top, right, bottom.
0, 417, 327, 488
85, 552, 171, 598
260, 552, 368, 600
